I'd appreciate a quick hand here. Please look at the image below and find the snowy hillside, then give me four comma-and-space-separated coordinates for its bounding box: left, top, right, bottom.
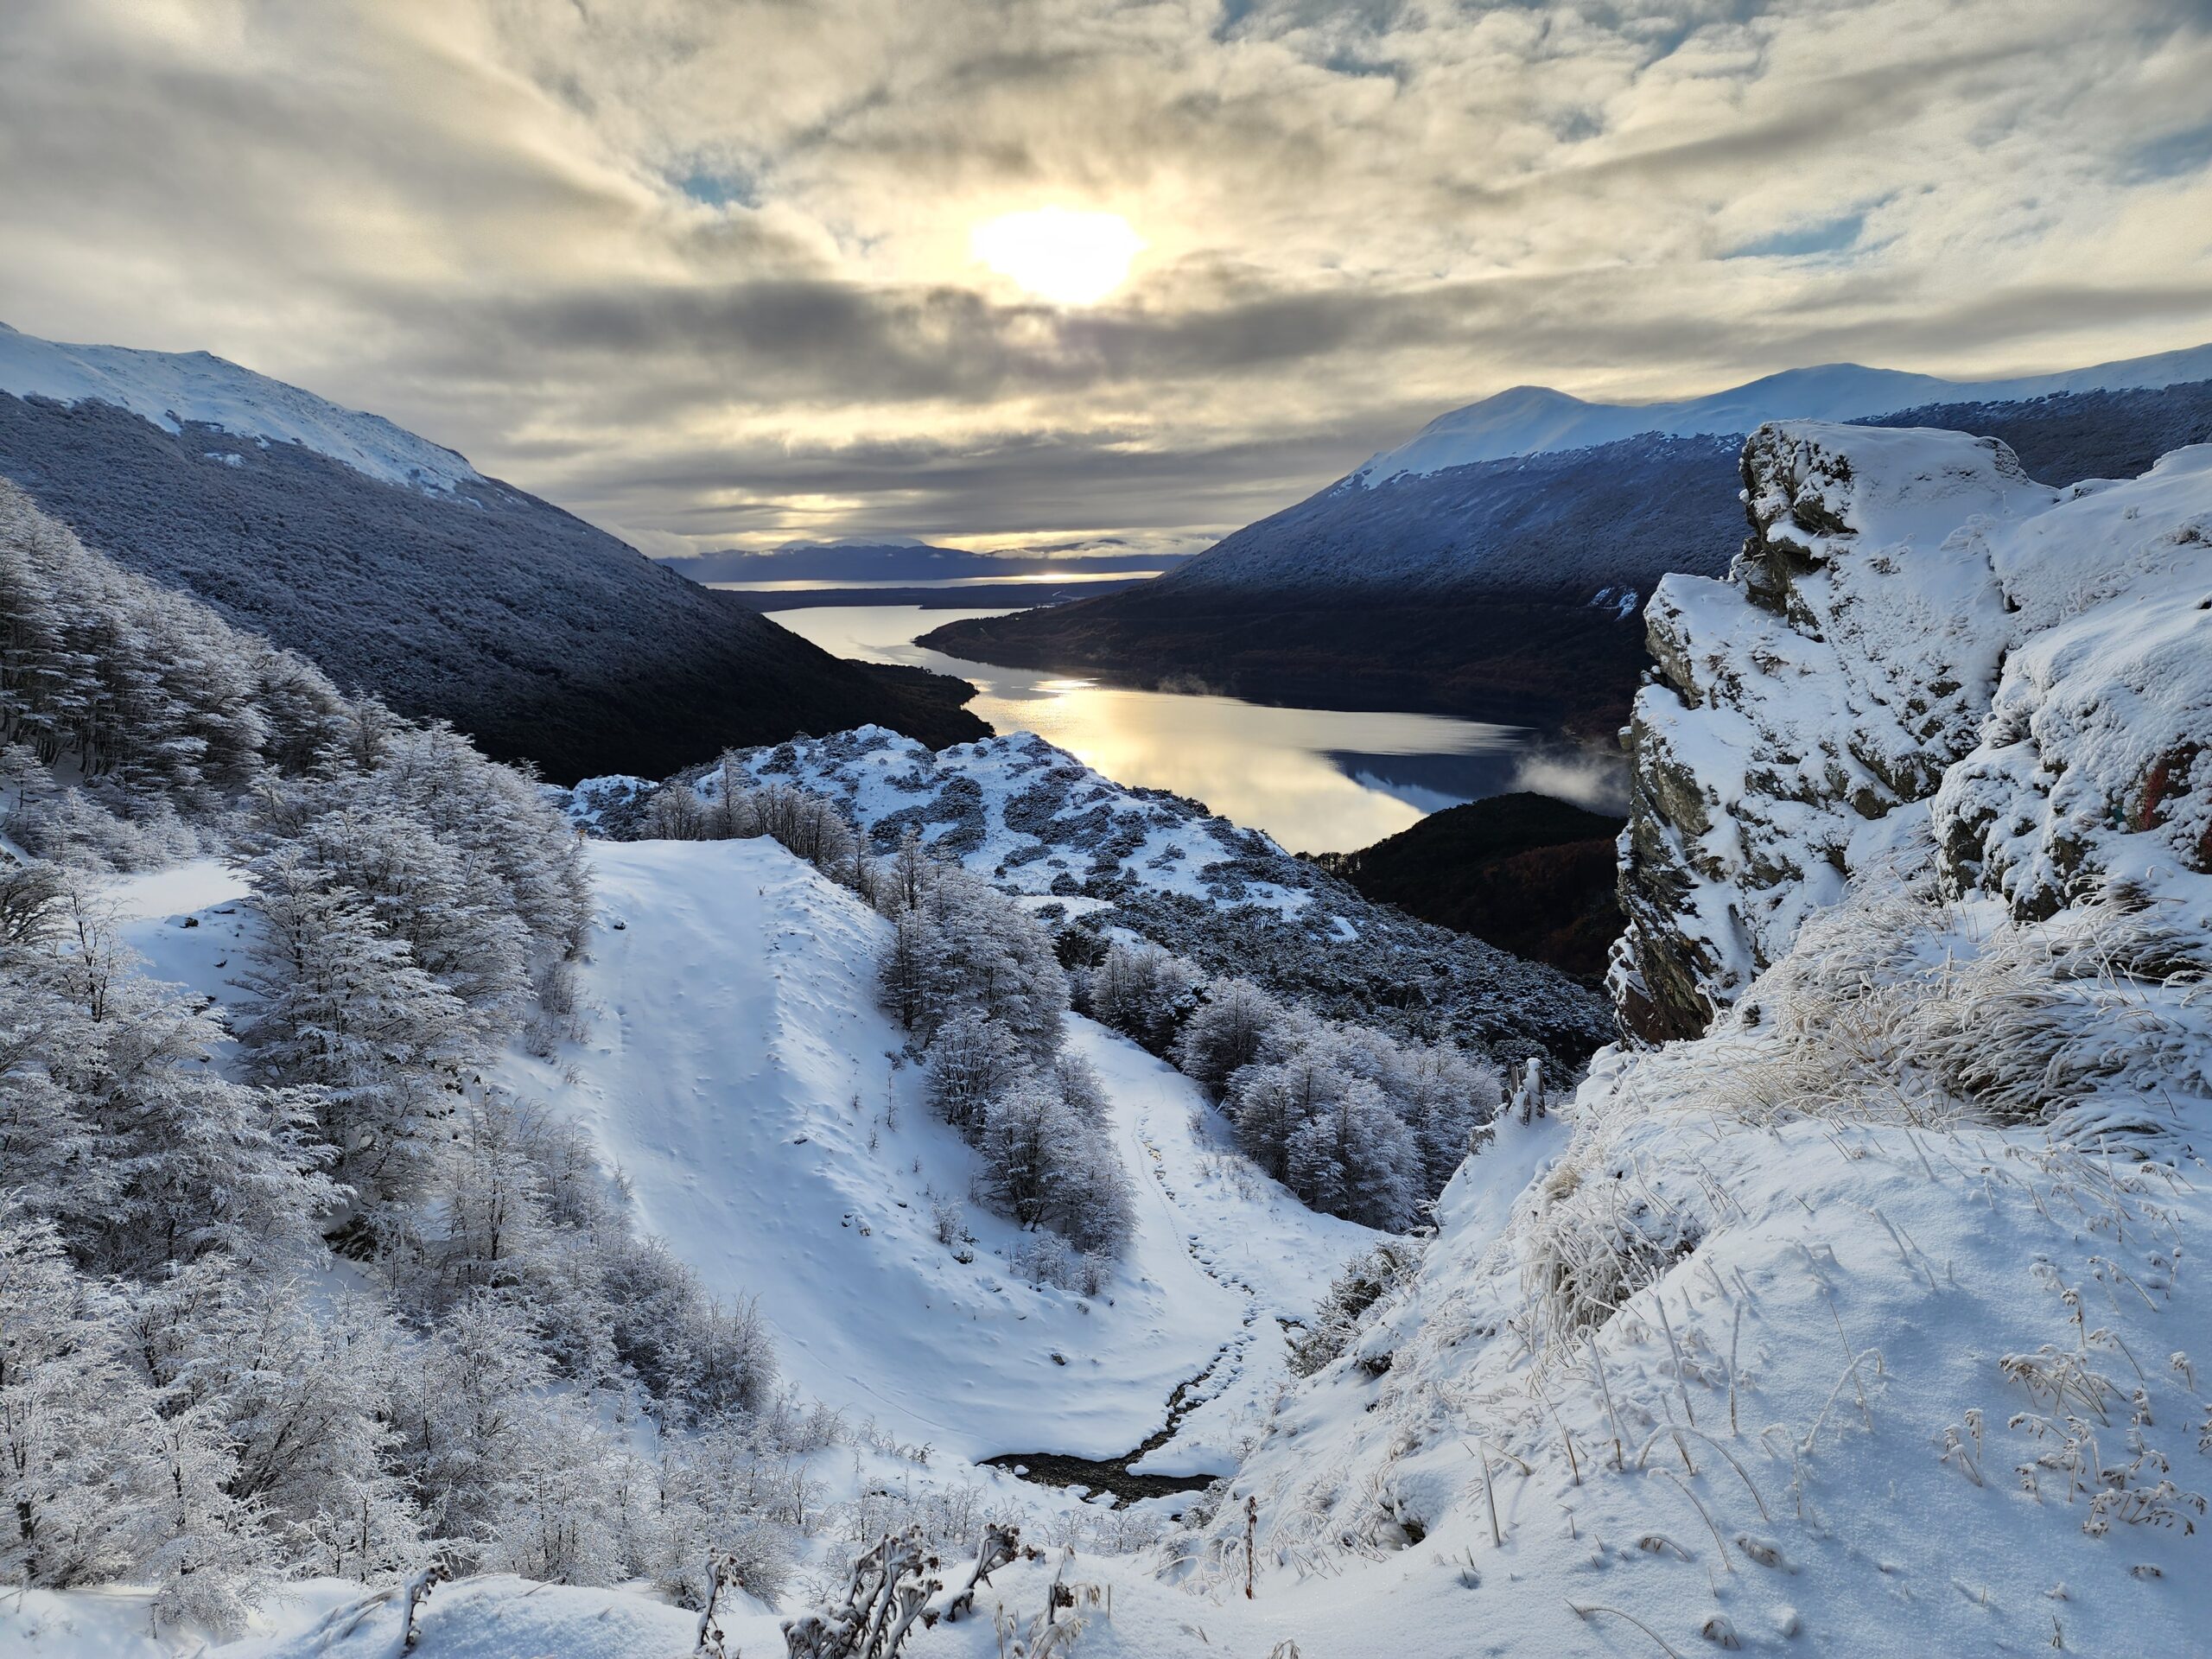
880, 416, 2212, 1658
0, 321, 481, 496
1356, 340, 2212, 485
496, 836, 1379, 1466
11, 403, 2210, 1659
0, 352, 987, 781
560, 728, 1615, 1061
1617, 419, 2212, 1040
95, 832, 1384, 1476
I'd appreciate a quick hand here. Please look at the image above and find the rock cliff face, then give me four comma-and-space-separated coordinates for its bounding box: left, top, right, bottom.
1615, 421, 2212, 1040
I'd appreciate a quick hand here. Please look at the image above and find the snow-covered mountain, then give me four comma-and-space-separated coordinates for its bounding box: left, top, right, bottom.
0, 323, 985, 780
1354, 340, 2212, 486
924, 372, 2212, 743
13, 413, 2212, 1659
0, 321, 483, 496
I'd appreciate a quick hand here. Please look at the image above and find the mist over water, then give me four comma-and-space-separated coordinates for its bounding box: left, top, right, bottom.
770, 605, 1618, 853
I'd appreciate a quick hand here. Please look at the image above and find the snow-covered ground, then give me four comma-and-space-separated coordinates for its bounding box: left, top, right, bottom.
495, 837, 1376, 1468
82, 838, 1376, 1480
0, 321, 482, 495
12, 836, 1383, 1656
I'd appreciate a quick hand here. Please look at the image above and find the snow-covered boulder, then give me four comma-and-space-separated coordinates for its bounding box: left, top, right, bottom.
1616, 421, 2212, 1040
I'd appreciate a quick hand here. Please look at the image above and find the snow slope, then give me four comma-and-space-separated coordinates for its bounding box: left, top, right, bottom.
0, 321, 481, 496
495, 836, 1378, 1467
560, 728, 1615, 1060
82, 836, 1376, 1480
1357, 341, 2212, 485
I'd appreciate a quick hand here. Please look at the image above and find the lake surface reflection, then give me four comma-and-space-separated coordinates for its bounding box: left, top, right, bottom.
772, 605, 1604, 855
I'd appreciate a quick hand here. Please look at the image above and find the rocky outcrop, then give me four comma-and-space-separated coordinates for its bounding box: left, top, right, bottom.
1613, 421, 2212, 1041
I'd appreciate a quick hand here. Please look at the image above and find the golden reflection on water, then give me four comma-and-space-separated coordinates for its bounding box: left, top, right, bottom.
770, 606, 1527, 855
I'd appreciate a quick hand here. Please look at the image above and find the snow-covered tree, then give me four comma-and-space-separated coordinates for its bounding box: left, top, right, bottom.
232, 847, 470, 1216
1173, 977, 1281, 1098
924, 1010, 1025, 1133
1080, 941, 1197, 1052
0, 1211, 160, 1592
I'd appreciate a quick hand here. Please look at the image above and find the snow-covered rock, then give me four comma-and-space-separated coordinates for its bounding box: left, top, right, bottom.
1616, 421, 2212, 1040
0, 321, 480, 496
1356, 342, 2212, 486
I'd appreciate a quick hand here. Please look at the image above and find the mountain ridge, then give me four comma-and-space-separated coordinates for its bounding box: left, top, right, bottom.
0, 323, 988, 782
923, 374, 2212, 743
1355, 340, 2212, 484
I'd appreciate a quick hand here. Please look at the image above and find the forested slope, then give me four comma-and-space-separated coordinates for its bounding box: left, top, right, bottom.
0, 328, 984, 781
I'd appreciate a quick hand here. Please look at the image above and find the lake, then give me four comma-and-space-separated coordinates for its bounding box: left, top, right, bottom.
771, 605, 1624, 855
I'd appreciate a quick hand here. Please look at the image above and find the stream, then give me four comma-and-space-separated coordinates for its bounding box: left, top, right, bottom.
981, 1346, 1235, 1510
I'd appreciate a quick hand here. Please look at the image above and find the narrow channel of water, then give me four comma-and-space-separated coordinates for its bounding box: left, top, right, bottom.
981, 1351, 1233, 1510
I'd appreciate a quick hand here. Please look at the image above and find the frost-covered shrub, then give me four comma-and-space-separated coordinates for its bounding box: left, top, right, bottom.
931, 1195, 971, 1249
1521, 1165, 1703, 1344
11, 787, 204, 871
877, 857, 1067, 1062
0, 482, 348, 809
1288, 1241, 1424, 1376
1005, 1230, 1113, 1297
925, 1011, 1026, 1134
1173, 977, 1281, 1098
1081, 941, 1198, 1052
1724, 865, 2212, 1135
974, 1054, 1133, 1255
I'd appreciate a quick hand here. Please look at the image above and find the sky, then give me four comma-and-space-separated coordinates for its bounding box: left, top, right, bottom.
2, 0, 2209, 561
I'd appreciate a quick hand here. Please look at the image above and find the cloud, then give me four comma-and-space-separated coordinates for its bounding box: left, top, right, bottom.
1, 0, 2208, 554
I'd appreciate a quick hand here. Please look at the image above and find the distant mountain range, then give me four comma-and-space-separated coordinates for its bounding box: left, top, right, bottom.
925, 348, 2212, 743
665, 542, 1185, 586
0, 324, 984, 782
1351, 342, 2212, 484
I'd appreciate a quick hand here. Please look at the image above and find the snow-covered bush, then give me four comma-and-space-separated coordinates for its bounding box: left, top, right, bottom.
1173, 976, 1281, 1097
1080, 939, 1198, 1052
1208, 995, 1497, 1230
974, 1053, 1134, 1254
1718, 851, 2212, 1138
1287, 1240, 1424, 1376
923, 1009, 1027, 1134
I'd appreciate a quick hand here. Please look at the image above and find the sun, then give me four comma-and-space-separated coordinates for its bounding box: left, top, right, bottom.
969, 207, 1144, 306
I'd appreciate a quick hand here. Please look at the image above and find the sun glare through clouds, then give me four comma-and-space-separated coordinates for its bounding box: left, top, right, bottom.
969, 206, 1143, 306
